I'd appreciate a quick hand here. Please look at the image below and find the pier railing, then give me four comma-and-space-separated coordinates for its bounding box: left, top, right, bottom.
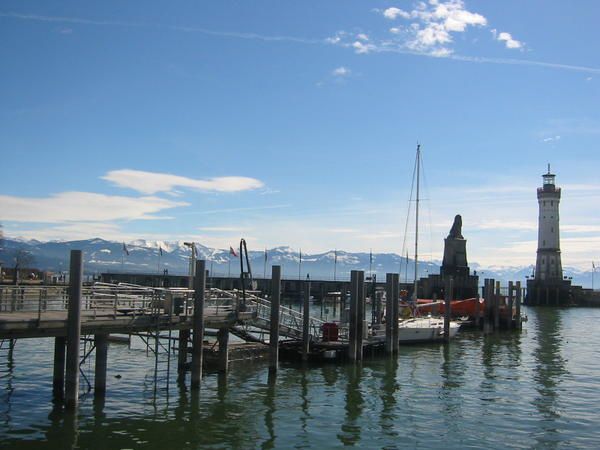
210, 288, 326, 341
0, 283, 251, 321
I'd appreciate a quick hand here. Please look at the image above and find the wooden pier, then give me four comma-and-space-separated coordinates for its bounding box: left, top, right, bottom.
0, 250, 524, 410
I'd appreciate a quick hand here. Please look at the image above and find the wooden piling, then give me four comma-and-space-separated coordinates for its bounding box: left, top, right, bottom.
494, 281, 501, 330
177, 329, 189, 376
52, 336, 66, 399
302, 278, 311, 361
269, 265, 281, 373
385, 273, 394, 354
217, 328, 229, 373
515, 281, 522, 330
444, 277, 453, 343
483, 279, 491, 333
507, 281, 514, 330
356, 271, 365, 362
474, 294, 481, 328
348, 271, 358, 361
191, 259, 206, 390
392, 274, 399, 354
94, 334, 108, 396
65, 249, 82, 410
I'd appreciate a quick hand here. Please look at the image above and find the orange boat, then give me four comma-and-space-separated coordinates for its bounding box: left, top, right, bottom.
414, 298, 483, 317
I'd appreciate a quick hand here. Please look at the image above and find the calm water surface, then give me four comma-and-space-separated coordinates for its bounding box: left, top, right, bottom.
1, 306, 599, 449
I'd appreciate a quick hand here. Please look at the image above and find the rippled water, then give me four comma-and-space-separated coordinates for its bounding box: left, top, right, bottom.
1, 306, 599, 449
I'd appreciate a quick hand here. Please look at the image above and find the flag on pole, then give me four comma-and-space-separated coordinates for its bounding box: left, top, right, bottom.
593, 261, 596, 270
229, 246, 238, 257
159, 246, 163, 256
370, 249, 373, 265
122, 242, 129, 256
264, 248, 268, 262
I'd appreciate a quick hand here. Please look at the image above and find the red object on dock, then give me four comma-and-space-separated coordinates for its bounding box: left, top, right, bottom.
322, 322, 339, 342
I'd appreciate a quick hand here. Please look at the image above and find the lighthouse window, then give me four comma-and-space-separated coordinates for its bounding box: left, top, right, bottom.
551, 227, 554, 233
551, 201, 554, 206
543, 201, 546, 206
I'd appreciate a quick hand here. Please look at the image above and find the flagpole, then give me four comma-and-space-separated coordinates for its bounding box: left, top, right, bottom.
299, 248, 302, 281
228, 255, 231, 278
593, 261, 595, 291
157, 247, 161, 275
334, 249, 337, 282
369, 248, 373, 278
263, 248, 267, 279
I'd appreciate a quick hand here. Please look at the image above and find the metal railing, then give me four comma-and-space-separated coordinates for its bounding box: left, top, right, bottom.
211, 288, 326, 341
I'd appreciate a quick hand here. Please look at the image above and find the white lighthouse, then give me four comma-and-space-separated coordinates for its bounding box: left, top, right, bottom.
535, 165, 563, 281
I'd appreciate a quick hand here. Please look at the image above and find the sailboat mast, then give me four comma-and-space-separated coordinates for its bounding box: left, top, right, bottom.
413, 144, 421, 301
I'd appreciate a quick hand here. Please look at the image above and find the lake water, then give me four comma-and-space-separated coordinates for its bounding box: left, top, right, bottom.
1, 306, 599, 449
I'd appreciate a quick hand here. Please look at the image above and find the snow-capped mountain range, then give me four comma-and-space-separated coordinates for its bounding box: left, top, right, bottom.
0, 237, 594, 287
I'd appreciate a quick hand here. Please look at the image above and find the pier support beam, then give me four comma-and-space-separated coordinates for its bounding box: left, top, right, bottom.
356, 271, 365, 361
52, 336, 66, 399
483, 279, 492, 333
515, 281, 522, 330
385, 274, 394, 354
65, 249, 82, 410
191, 260, 206, 390
494, 281, 501, 331
217, 328, 229, 373
94, 334, 108, 396
392, 274, 399, 354
177, 329, 189, 377
507, 281, 514, 330
444, 277, 453, 343
348, 271, 358, 361
302, 277, 311, 362
269, 265, 281, 373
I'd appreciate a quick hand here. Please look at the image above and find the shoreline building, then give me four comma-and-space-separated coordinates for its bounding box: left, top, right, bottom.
526, 166, 572, 305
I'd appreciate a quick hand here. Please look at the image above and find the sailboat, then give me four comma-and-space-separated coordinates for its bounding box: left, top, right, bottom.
391, 145, 461, 343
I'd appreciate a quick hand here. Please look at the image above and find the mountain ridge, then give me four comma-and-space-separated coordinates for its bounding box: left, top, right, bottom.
0, 237, 594, 287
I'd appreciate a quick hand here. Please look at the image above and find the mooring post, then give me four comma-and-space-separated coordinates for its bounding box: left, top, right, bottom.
392, 274, 400, 353
65, 249, 82, 410
94, 334, 108, 396
52, 336, 66, 399
483, 279, 491, 333
385, 273, 394, 354
177, 329, 189, 377
494, 280, 501, 331
302, 277, 311, 361
515, 281, 522, 330
356, 271, 365, 361
348, 271, 358, 361
191, 259, 206, 390
217, 328, 229, 373
444, 277, 453, 343
475, 293, 481, 328
269, 265, 281, 373
507, 281, 514, 330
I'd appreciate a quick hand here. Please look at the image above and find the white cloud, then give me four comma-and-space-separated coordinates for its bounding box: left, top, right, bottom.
383, 7, 411, 20
352, 41, 371, 54
542, 135, 561, 142
102, 169, 264, 195
356, 33, 369, 41
496, 31, 523, 49
0, 192, 187, 223
332, 66, 351, 77
389, 27, 402, 34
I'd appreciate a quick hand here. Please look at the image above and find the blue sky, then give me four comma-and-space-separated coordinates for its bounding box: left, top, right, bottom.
1, 0, 599, 269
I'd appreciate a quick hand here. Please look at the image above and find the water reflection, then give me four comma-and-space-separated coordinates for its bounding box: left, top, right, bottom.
338, 364, 363, 446
262, 371, 277, 449
531, 308, 567, 449
379, 357, 399, 442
